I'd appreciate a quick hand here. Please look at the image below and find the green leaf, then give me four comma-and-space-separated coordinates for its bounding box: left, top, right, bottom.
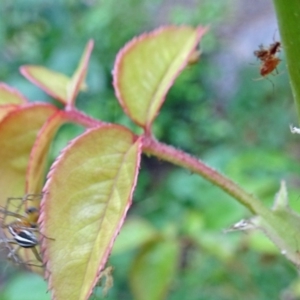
20, 66, 71, 104
0, 105, 20, 122
0, 83, 28, 105
254, 181, 300, 265
113, 26, 207, 131
0, 104, 57, 272
229, 181, 300, 266
0, 104, 57, 208
0, 84, 28, 122
67, 40, 94, 106
129, 237, 180, 300
40, 125, 141, 300
24, 111, 67, 273
20, 40, 93, 106
26, 111, 67, 195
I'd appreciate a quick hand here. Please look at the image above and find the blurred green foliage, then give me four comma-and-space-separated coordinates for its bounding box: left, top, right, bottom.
1, 1, 300, 300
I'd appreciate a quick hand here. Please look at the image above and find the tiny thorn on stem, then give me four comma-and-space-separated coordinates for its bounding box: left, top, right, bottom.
223, 218, 256, 233
290, 124, 300, 134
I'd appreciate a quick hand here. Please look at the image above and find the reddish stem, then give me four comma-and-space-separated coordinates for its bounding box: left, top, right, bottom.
62, 108, 107, 128
66, 108, 267, 215
142, 136, 267, 215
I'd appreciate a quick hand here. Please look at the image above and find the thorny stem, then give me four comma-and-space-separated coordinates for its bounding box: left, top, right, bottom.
142, 136, 270, 216
63, 108, 107, 128
68, 108, 270, 217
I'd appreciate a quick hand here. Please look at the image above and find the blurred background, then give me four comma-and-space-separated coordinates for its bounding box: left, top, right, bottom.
1, 0, 300, 299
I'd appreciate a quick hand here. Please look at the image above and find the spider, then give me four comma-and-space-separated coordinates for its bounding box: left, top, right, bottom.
0, 194, 44, 267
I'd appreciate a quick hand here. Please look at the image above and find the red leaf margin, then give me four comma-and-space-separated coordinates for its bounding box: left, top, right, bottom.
19, 40, 94, 106
25, 110, 68, 197
39, 124, 142, 300
19, 66, 69, 104
66, 39, 94, 107
0, 102, 57, 202
0, 82, 29, 104
112, 25, 208, 130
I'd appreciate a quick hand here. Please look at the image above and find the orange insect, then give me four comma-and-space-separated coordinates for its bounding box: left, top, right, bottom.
254, 41, 281, 77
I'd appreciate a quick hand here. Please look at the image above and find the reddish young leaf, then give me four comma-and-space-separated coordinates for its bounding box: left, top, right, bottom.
0, 104, 57, 208
129, 238, 180, 300
21, 111, 67, 273
67, 40, 94, 107
20, 40, 93, 106
20, 66, 71, 104
0, 105, 20, 122
26, 111, 68, 200
40, 125, 141, 300
0, 104, 57, 273
113, 26, 207, 131
0, 83, 28, 105
0, 84, 28, 121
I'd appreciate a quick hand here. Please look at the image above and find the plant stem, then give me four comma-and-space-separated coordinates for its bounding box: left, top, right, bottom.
142, 136, 269, 216
68, 108, 269, 217
63, 108, 107, 128
272, 0, 300, 122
